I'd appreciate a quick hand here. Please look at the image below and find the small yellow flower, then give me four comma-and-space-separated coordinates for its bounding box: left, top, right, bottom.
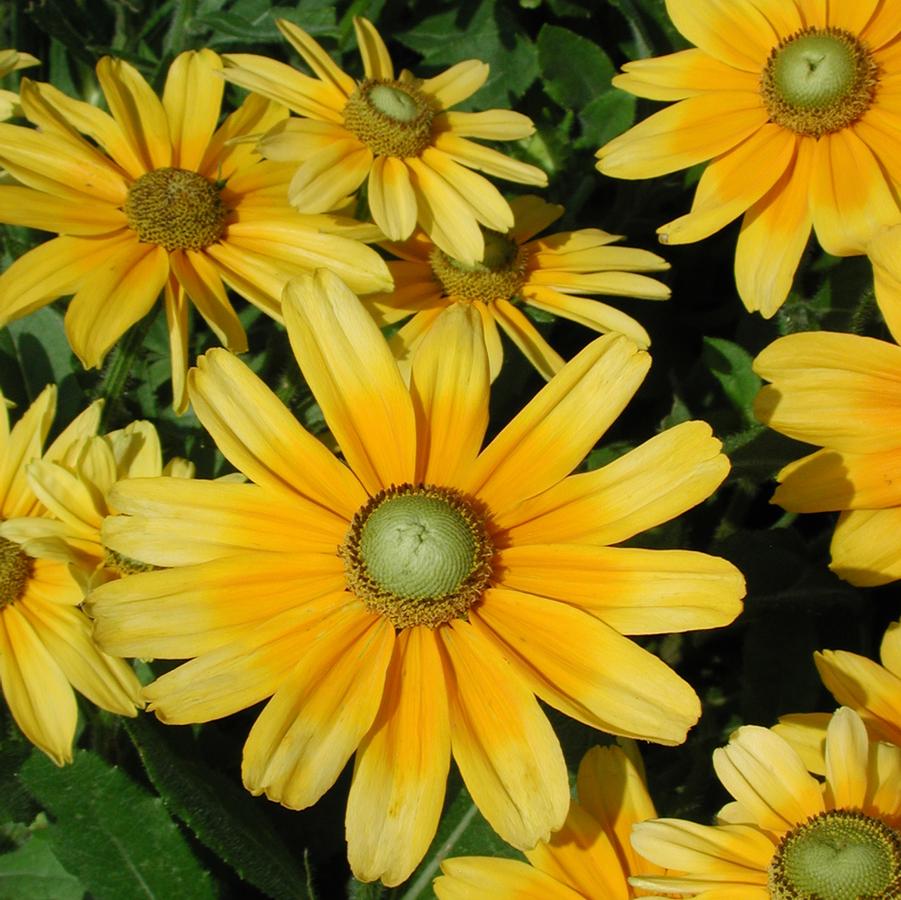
754, 330, 901, 586
0, 48, 39, 120
1, 417, 194, 593
0, 49, 391, 411
0, 387, 141, 765
435, 744, 662, 898
596, 0, 901, 318
631, 707, 901, 899
366, 195, 669, 381
222, 17, 547, 265
88, 269, 742, 886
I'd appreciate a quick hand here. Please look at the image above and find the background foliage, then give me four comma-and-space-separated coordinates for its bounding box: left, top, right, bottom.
0, 0, 898, 897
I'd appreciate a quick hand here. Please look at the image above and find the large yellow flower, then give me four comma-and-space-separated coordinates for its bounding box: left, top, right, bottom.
87, 270, 742, 886
222, 17, 547, 265
0, 49, 39, 120
630, 707, 901, 899
0, 418, 194, 593
0, 387, 141, 765
434, 744, 662, 899
365, 195, 670, 381
0, 49, 391, 411
754, 330, 901, 586
596, 0, 901, 317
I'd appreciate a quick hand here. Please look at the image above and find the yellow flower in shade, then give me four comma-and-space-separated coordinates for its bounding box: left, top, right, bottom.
779, 619, 901, 757
87, 269, 742, 885
366, 195, 670, 381
595, 0, 901, 318
754, 331, 901, 586
0, 387, 141, 765
0, 50, 392, 411
1, 419, 194, 594
0, 49, 39, 120
221, 17, 547, 265
630, 707, 901, 899
434, 744, 663, 899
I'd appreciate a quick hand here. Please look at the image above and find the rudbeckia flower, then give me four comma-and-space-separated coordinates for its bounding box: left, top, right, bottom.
0, 48, 39, 120
1, 418, 194, 593
222, 17, 547, 265
0, 49, 392, 411
87, 270, 742, 886
434, 744, 662, 898
366, 195, 669, 381
754, 330, 901, 586
596, 0, 901, 317
630, 707, 901, 899
0, 387, 141, 765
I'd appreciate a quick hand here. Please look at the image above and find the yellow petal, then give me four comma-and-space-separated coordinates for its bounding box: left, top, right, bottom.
432, 133, 547, 186
242, 608, 394, 809
26, 459, 103, 537
163, 49, 223, 171
659, 124, 795, 245
346, 627, 450, 887
409, 303, 489, 485
287, 141, 372, 214
353, 17, 393, 80
96, 56, 171, 171
0, 184, 127, 235
188, 350, 366, 516
0, 384, 55, 520
473, 589, 701, 745
497, 420, 727, 546
435, 857, 583, 899
421, 60, 489, 109
753, 331, 901, 453
713, 725, 824, 831
0, 602, 77, 765
275, 19, 356, 97
164, 281, 189, 414
440, 619, 569, 850
441, 109, 535, 140
596, 93, 767, 179
665, 0, 792, 71
613, 48, 760, 101
490, 298, 564, 380
89, 552, 344, 659
462, 333, 649, 514
367, 156, 417, 241
509, 194, 563, 242
881, 619, 901, 676
498, 545, 743, 635
281, 270, 417, 494
867, 222, 901, 343
772, 713, 829, 775
831, 507, 901, 586
824, 707, 869, 809
809, 128, 900, 256
64, 239, 169, 368
735, 137, 814, 316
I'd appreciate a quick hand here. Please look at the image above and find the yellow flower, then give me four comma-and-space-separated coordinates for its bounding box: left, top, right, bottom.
631, 707, 901, 899
754, 330, 901, 586
366, 195, 670, 381
0, 387, 141, 765
0, 48, 39, 120
0, 49, 391, 411
222, 17, 547, 265
434, 744, 662, 899
596, 0, 901, 318
1, 418, 194, 593
87, 269, 742, 885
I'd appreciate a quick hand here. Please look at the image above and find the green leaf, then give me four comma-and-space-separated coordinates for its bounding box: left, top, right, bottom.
537, 25, 614, 110
0, 831, 84, 900
578, 89, 636, 148
398, 0, 538, 107
125, 717, 310, 900
19, 750, 214, 900
702, 336, 762, 423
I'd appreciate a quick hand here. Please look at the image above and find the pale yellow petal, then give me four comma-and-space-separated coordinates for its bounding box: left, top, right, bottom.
353, 17, 393, 80
0, 384, 55, 519
0, 185, 127, 235
831, 507, 901, 586
435, 857, 583, 899
420, 60, 489, 109
441, 109, 535, 140
432, 132, 547, 186
367, 156, 417, 241
275, 19, 356, 97
823, 707, 869, 809
163, 49, 223, 172
287, 141, 372, 214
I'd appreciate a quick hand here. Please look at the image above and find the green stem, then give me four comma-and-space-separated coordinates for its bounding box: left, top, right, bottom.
96, 312, 154, 431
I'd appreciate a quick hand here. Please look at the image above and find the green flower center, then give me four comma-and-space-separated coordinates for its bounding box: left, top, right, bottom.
342, 79, 435, 158
769, 809, 901, 899
0, 536, 33, 609
761, 27, 879, 138
429, 229, 528, 304
125, 167, 227, 252
341, 484, 495, 628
